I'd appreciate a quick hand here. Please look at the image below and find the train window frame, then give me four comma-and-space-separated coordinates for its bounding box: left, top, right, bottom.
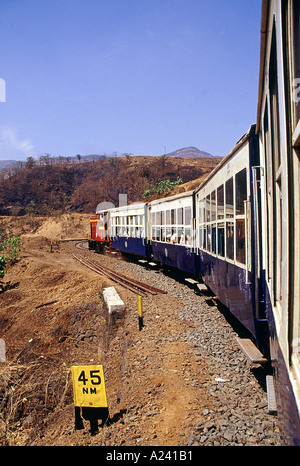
236, 218, 246, 265
217, 184, 224, 220
177, 207, 183, 225
211, 224, 217, 254
217, 222, 225, 257
270, 23, 283, 305
225, 177, 234, 218
197, 167, 249, 267
226, 221, 234, 260
211, 190, 216, 222
205, 195, 211, 222
113, 211, 145, 239
150, 203, 193, 246
234, 168, 248, 266
235, 168, 247, 216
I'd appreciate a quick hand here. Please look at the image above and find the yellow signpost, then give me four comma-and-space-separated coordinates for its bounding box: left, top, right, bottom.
138, 295, 144, 331
71, 365, 109, 434
72, 365, 108, 408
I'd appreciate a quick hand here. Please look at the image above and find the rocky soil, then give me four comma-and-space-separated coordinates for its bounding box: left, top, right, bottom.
0, 214, 281, 447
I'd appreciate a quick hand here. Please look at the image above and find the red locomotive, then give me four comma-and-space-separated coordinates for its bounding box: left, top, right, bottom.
89, 211, 110, 253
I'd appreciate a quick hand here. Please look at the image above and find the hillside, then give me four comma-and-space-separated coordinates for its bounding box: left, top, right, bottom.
0, 155, 221, 216
0, 160, 17, 170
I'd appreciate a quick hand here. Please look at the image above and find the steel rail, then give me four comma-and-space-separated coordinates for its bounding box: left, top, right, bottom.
72, 253, 146, 296
87, 257, 167, 295
72, 253, 166, 296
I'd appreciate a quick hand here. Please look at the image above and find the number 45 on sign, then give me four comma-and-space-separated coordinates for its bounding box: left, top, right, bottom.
71, 365, 108, 408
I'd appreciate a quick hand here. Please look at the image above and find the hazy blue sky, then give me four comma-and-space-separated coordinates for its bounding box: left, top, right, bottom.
0, 0, 262, 161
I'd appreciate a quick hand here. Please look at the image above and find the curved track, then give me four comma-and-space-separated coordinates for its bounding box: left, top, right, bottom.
72, 252, 167, 297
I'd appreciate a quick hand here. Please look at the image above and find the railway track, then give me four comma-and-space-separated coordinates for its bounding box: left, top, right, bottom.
72, 252, 167, 297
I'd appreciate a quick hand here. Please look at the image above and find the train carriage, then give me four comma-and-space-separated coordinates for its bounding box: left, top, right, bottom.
256, 0, 300, 445
194, 125, 268, 348
109, 202, 148, 257
148, 191, 196, 274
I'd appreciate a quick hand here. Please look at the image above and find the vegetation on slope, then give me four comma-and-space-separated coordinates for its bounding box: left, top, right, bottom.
0, 155, 221, 216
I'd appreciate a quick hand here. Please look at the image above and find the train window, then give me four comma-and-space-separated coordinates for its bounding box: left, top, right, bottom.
199, 200, 205, 224
185, 229, 192, 247
171, 209, 176, 225
270, 34, 281, 174
166, 210, 170, 225
217, 185, 224, 219
235, 168, 247, 215
226, 221, 234, 260
205, 195, 211, 222
166, 227, 171, 242
207, 225, 211, 251
212, 226, 216, 254
211, 191, 216, 221
178, 227, 184, 245
225, 177, 234, 218
199, 226, 203, 249
157, 212, 162, 226
185, 206, 191, 225
270, 25, 283, 303
203, 226, 207, 249
156, 227, 160, 241
236, 219, 246, 264
217, 223, 225, 257
177, 207, 183, 225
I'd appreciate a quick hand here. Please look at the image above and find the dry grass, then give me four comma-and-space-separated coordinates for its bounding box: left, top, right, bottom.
0, 356, 72, 445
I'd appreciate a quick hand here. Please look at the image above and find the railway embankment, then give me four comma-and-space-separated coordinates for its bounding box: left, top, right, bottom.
0, 214, 281, 446
94, 252, 281, 446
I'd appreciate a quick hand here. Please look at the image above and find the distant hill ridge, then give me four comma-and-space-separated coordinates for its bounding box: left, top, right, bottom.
0, 146, 214, 169
165, 146, 214, 158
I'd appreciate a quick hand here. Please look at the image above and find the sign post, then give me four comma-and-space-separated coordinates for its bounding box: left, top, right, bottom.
71, 365, 109, 435
138, 296, 144, 331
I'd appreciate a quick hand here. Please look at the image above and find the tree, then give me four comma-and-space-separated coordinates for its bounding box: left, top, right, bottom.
39, 154, 51, 165
123, 153, 132, 163
25, 156, 36, 169
142, 177, 183, 199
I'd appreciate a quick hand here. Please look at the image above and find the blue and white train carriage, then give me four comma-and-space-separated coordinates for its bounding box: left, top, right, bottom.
194, 125, 267, 350
109, 202, 148, 257
148, 190, 196, 274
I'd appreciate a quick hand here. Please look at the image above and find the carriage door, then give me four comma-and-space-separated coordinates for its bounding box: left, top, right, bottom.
250, 128, 268, 348
251, 162, 265, 320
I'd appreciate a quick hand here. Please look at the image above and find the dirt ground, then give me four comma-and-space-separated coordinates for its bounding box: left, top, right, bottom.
0, 213, 214, 447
